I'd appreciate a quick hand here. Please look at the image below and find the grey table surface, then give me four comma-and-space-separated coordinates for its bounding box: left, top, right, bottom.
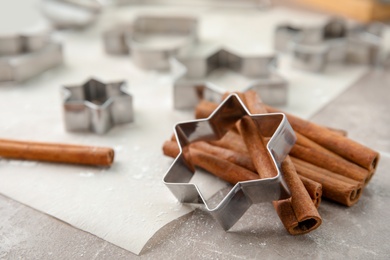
1, 69, 390, 259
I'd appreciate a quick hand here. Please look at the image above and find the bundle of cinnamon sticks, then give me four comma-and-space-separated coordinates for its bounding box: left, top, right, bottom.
162, 91, 380, 235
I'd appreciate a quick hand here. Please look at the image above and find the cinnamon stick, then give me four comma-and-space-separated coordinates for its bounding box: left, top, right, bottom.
291, 157, 363, 206
265, 105, 380, 172
299, 175, 322, 208
295, 132, 340, 160
0, 139, 114, 167
162, 140, 180, 158
290, 144, 369, 185
243, 90, 268, 114
163, 140, 256, 172
189, 148, 259, 185
209, 131, 248, 154
273, 157, 322, 235
238, 115, 276, 178
242, 91, 322, 232
190, 141, 256, 172
195, 100, 218, 119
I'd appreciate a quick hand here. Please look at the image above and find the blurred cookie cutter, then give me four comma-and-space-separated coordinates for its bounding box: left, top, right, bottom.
103, 23, 132, 55
173, 47, 287, 109
103, 15, 198, 70
346, 23, 387, 66
164, 94, 295, 230
288, 18, 348, 72
0, 42, 63, 83
274, 23, 307, 53
275, 18, 390, 71
41, 0, 102, 29
62, 78, 134, 134
0, 29, 51, 56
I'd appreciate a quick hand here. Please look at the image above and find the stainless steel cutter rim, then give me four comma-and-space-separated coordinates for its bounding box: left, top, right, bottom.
164, 94, 296, 229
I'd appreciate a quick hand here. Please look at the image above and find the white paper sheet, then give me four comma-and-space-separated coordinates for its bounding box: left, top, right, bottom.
0, 3, 368, 255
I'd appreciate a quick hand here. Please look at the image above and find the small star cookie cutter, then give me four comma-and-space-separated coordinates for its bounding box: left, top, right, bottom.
163, 94, 296, 230
103, 15, 198, 70
173, 45, 287, 109
62, 78, 134, 134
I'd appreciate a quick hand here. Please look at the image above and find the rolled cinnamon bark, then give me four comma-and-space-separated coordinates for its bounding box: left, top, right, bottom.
190, 148, 259, 185
273, 157, 322, 235
209, 131, 248, 154
295, 132, 339, 160
265, 105, 380, 172
163, 140, 256, 172
191, 141, 256, 172
299, 175, 322, 208
290, 144, 369, 185
195, 100, 218, 119
243, 90, 268, 114
162, 140, 180, 158
291, 157, 363, 206
0, 139, 114, 167
238, 115, 276, 178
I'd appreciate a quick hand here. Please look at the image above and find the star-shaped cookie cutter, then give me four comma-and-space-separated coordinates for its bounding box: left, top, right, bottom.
103, 15, 198, 70
164, 94, 296, 230
62, 78, 134, 134
173, 46, 288, 109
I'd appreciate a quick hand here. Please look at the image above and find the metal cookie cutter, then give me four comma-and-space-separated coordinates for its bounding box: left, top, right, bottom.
274, 23, 308, 53
103, 23, 133, 55
346, 23, 388, 66
274, 20, 346, 53
103, 15, 198, 70
289, 18, 348, 72
0, 29, 51, 56
173, 45, 287, 109
0, 42, 63, 83
41, 0, 102, 29
62, 78, 134, 134
164, 94, 296, 230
